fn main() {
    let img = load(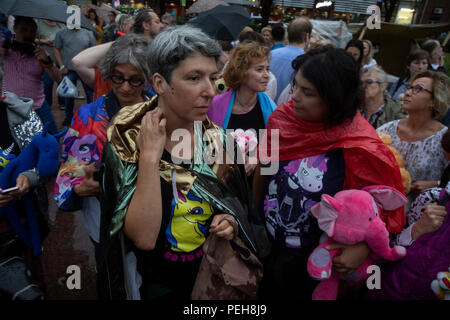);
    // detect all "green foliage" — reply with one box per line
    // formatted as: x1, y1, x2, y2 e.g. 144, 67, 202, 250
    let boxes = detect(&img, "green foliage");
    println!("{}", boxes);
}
115, 5, 135, 14
283, 15, 295, 23
248, 23, 262, 32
